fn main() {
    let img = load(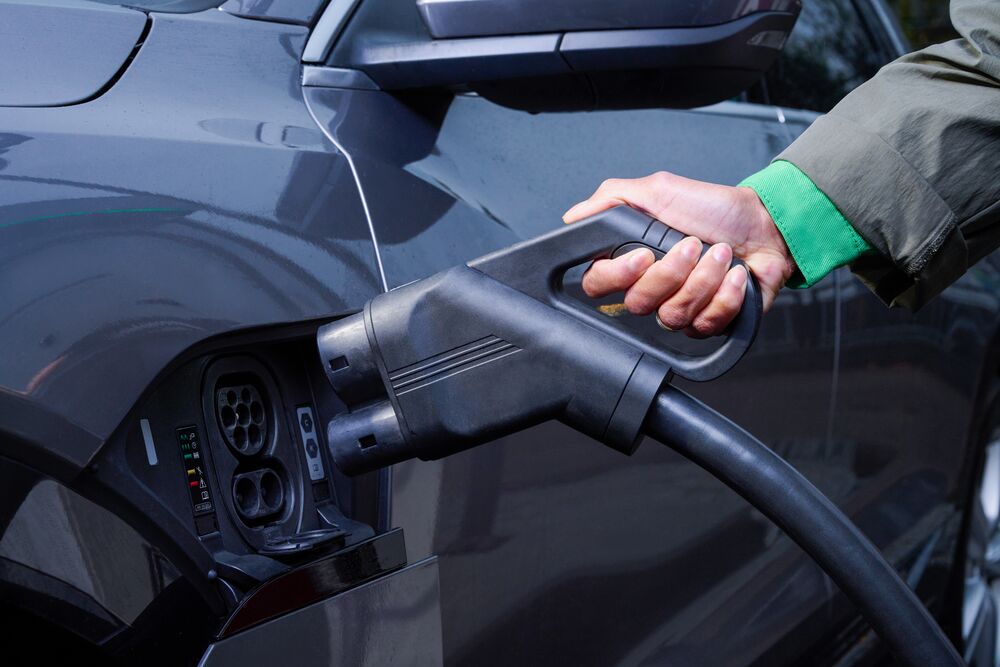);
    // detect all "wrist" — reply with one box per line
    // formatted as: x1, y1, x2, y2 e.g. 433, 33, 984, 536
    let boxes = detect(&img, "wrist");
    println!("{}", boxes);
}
740, 161, 874, 289
738, 185, 797, 286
